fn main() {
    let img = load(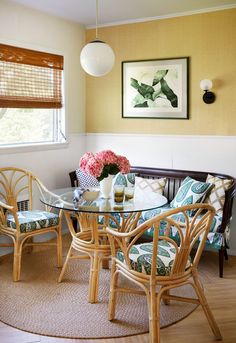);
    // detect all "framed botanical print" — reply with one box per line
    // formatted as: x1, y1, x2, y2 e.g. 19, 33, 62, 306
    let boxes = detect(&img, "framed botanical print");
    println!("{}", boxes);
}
122, 57, 189, 119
